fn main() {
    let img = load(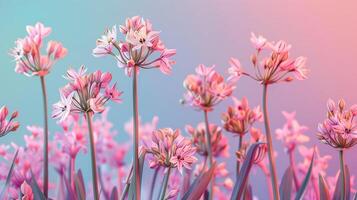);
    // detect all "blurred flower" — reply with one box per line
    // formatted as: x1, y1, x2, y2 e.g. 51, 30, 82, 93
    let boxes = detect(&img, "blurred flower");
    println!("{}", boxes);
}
317, 99, 357, 149
147, 128, 197, 174
93, 16, 176, 76
231, 33, 309, 84
124, 116, 159, 147
0, 106, 19, 137
186, 123, 229, 158
275, 111, 309, 152
52, 66, 122, 121
9, 22, 67, 77
221, 97, 262, 135
227, 57, 244, 82
297, 146, 331, 180
21, 181, 34, 200
182, 64, 235, 111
